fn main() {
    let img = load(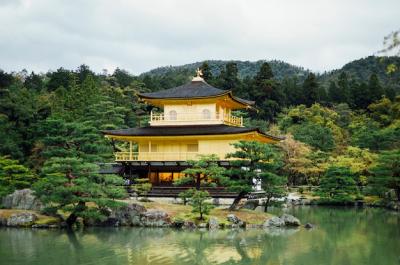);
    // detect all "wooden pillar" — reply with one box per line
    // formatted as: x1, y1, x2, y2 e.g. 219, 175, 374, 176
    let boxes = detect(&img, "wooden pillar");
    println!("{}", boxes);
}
129, 141, 133, 161
148, 141, 151, 160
